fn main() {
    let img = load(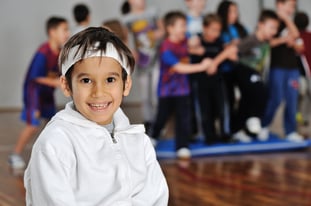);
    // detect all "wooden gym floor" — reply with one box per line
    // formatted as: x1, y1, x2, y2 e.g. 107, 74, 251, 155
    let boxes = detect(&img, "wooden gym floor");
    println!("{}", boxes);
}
0, 104, 311, 206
